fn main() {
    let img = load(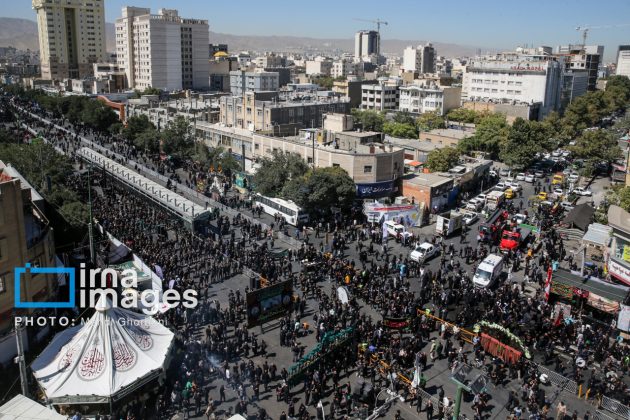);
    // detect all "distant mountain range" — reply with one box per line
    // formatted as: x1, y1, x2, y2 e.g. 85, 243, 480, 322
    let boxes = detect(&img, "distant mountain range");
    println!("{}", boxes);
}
0, 17, 484, 58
